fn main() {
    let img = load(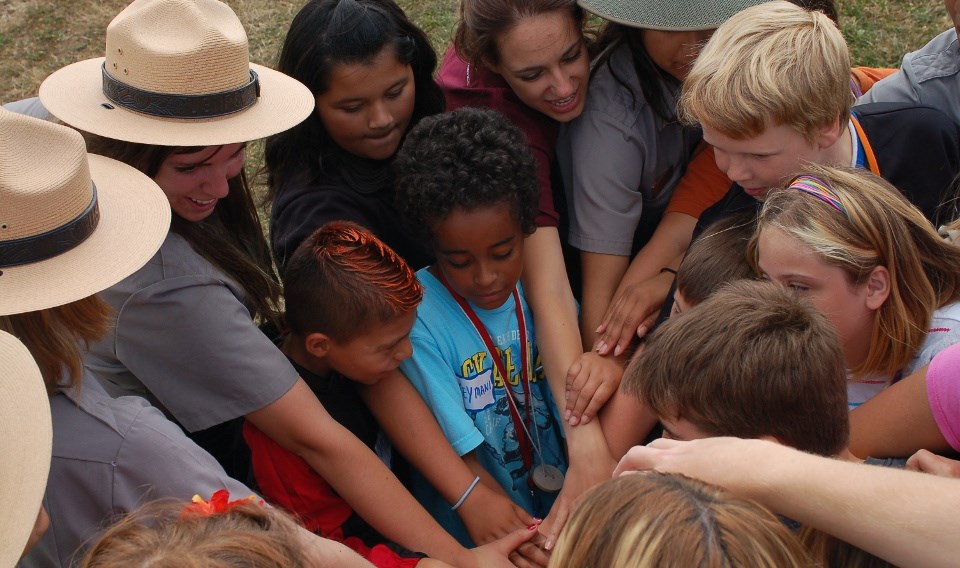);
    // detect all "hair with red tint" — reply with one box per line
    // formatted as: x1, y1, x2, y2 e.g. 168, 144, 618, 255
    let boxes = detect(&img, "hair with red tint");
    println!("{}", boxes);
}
282, 221, 423, 341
